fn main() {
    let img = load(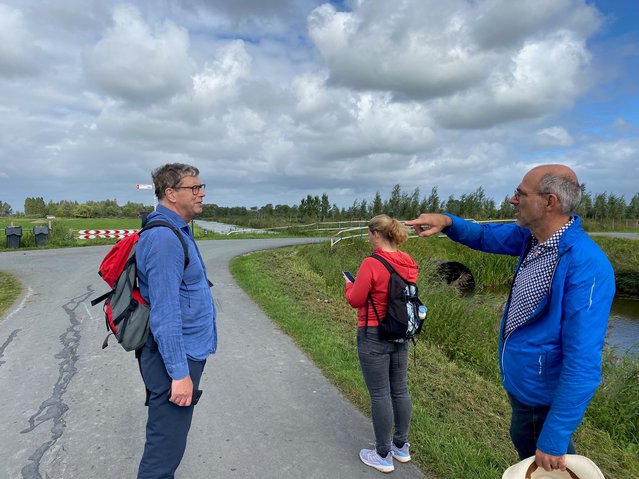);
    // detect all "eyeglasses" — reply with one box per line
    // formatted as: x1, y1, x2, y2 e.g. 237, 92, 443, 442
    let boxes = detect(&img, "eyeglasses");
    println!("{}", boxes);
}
513, 188, 544, 200
171, 184, 206, 195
